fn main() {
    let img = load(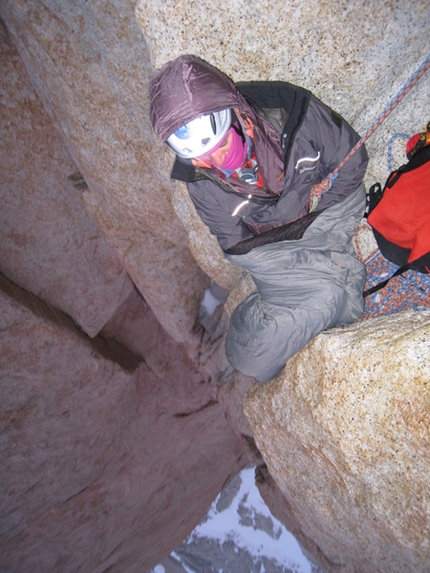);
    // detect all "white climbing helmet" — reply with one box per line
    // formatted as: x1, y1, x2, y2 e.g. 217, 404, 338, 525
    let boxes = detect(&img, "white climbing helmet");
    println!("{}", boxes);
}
167, 109, 232, 159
